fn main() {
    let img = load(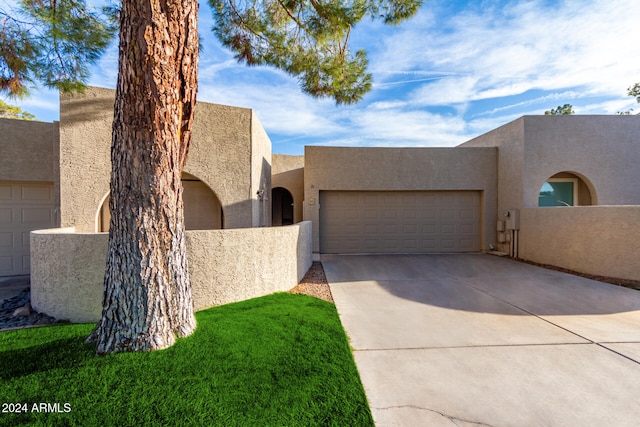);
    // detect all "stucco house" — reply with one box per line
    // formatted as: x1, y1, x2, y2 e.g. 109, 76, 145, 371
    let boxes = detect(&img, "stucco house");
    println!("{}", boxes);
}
303, 116, 640, 276
1, 87, 275, 276
1, 86, 639, 321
